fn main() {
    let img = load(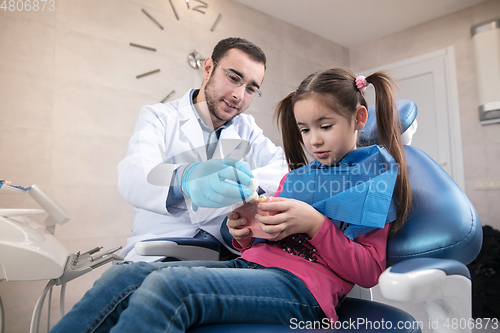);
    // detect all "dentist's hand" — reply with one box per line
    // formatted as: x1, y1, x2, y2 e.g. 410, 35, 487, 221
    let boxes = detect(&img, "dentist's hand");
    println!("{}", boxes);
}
181, 158, 254, 209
